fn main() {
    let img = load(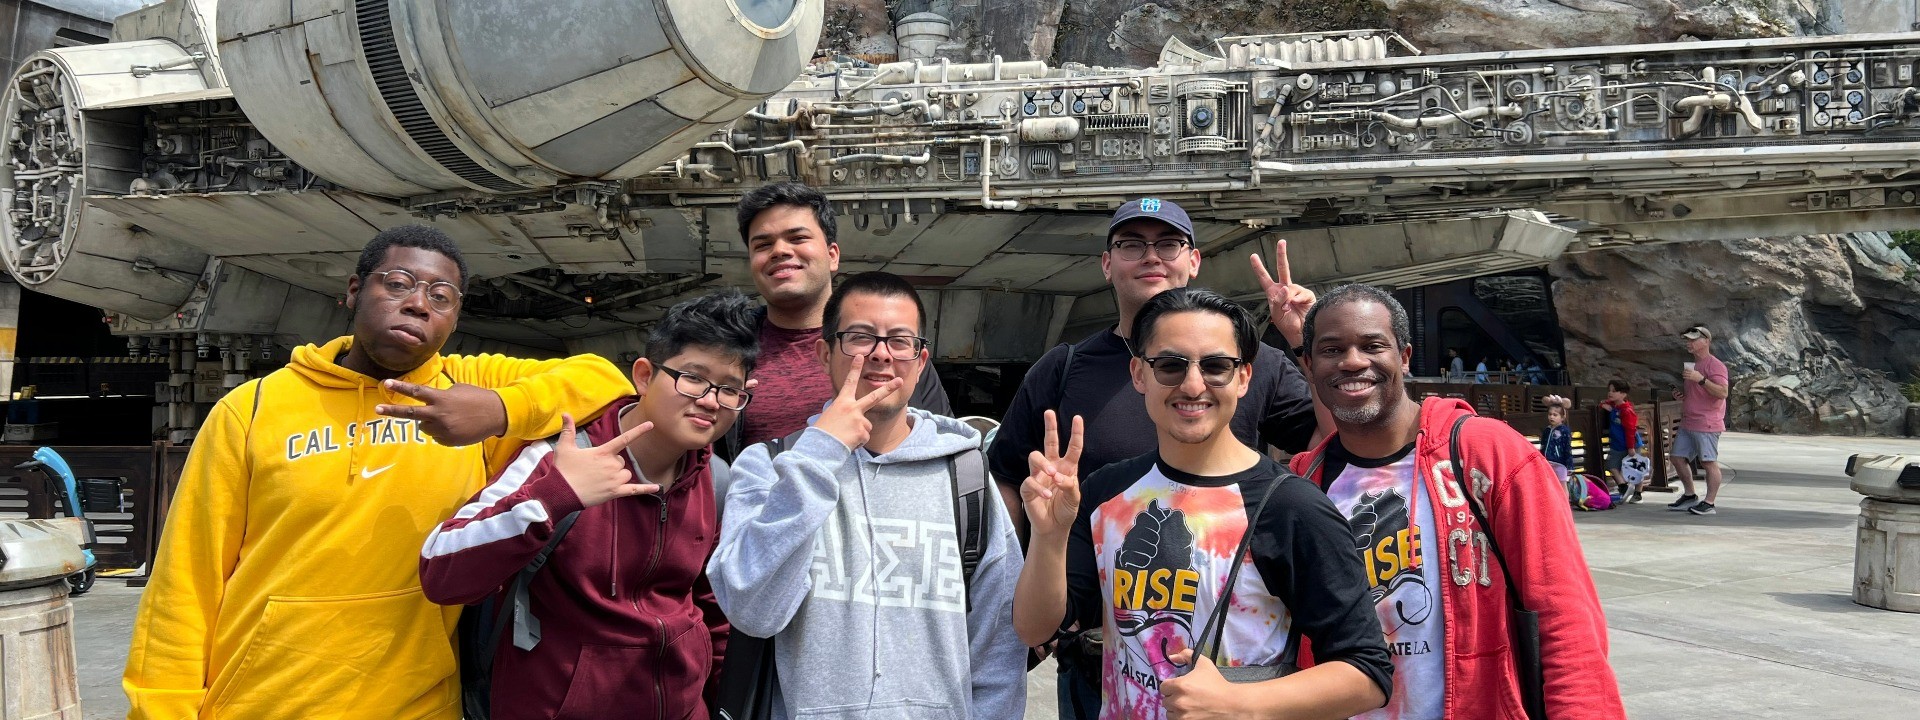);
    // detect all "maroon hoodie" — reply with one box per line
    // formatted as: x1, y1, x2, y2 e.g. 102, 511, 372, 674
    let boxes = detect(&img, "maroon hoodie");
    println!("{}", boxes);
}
420, 397, 726, 720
